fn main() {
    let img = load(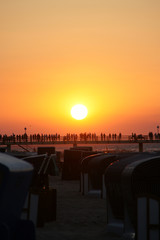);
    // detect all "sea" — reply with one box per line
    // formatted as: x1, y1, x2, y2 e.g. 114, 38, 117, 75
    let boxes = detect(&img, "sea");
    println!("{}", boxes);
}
11, 142, 160, 154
